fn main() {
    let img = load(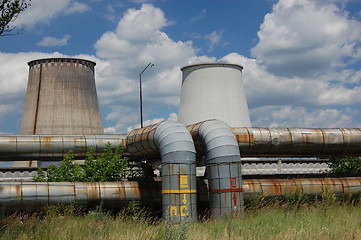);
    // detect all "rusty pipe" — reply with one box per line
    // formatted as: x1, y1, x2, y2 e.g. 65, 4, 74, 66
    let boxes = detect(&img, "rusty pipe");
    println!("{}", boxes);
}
232, 127, 361, 157
188, 120, 243, 218
126, 121, 197, 222
0, 177, 359, 211
0, 127, 360, 161
0, 134, 127, 161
